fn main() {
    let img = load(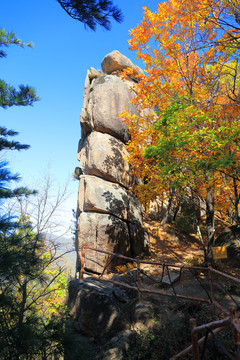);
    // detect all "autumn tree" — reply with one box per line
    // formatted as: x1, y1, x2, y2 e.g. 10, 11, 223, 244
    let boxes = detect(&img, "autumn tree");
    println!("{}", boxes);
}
121, 0, 240, 260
